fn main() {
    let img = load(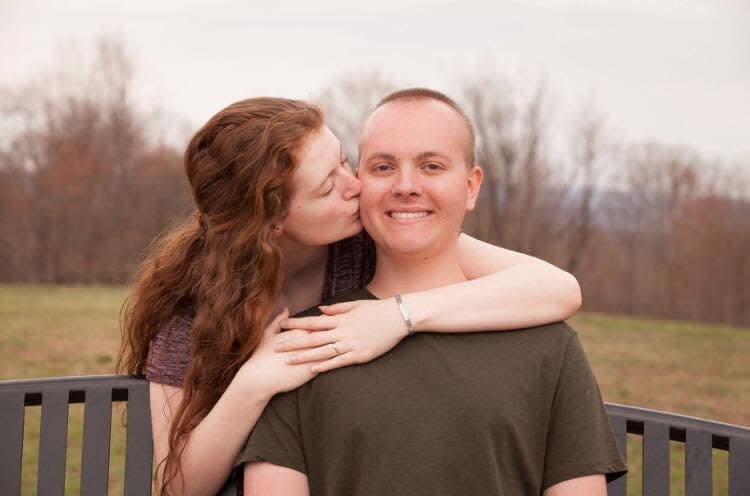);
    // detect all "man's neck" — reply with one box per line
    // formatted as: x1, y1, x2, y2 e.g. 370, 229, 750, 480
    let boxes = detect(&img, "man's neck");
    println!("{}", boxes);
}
367, 243, 467, 298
